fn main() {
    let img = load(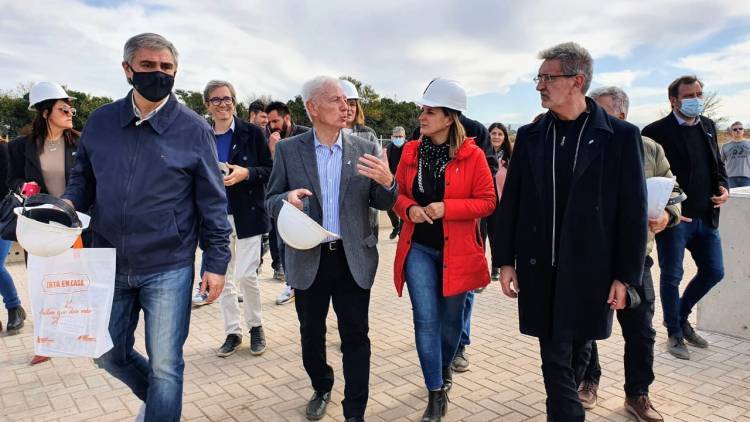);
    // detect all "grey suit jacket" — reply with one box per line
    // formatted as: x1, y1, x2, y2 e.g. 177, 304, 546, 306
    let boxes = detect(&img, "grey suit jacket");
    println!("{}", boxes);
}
265, 130, 397, 290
